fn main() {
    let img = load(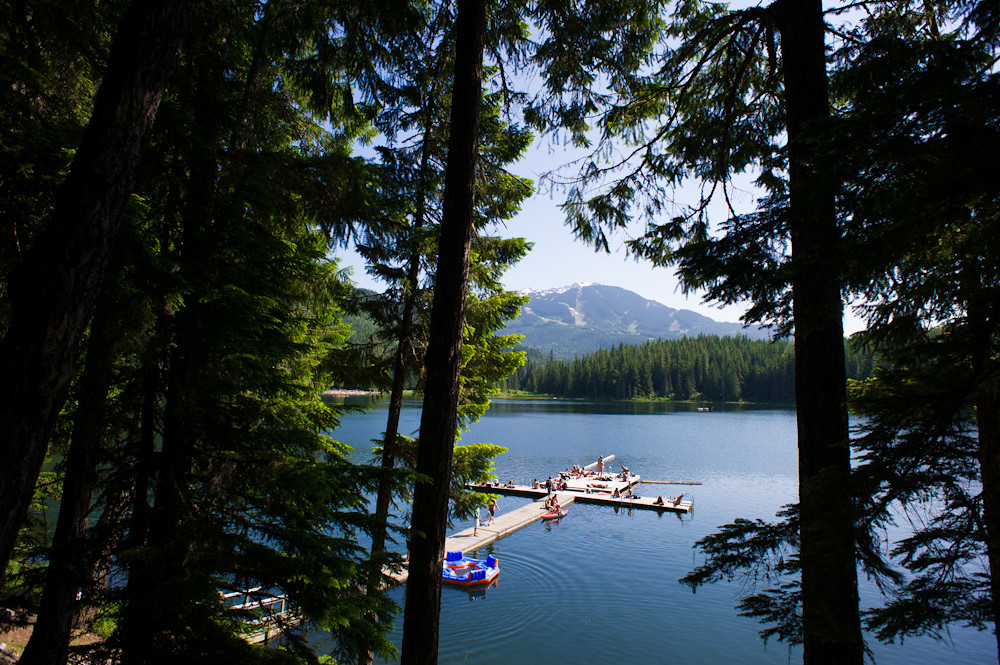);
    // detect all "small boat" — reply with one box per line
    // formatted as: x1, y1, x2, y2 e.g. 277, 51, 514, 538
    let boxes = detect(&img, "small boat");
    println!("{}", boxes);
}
442, 551, 499, 587
542, 508, 568, 520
